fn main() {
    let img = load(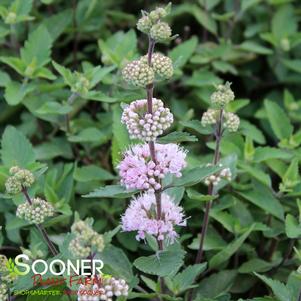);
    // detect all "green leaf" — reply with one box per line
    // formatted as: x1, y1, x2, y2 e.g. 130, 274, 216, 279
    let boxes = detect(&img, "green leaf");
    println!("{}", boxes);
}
169, 36, 198, 69
170, 263, 207, 294
21, 25, 52, 67
111, 104, 130, 166
186, 189, 217, 202
237, 182, 284, 220
52, 61, 74, 86
180, 120, 211, 135
4, 81, 35, 105
74, 165, 115, 182
255, 273, 293, 301
264, 99, 293, 140
254, 147, 293, 162
68, 127, 109, 143
282, 59, 301, 73
36, 101, 72, 115
238, 258, 281, 274
83, 185, 137, 199
239, 41, 273, 55
170, 165, 222, 188
209, 224, 255, 269
1, 126, 35, 167
99, 245, 134, 281
285, 214, 301, 238
158, 131, 198, 143
239, 162, 271, 187
196, 270, 237, 299
134, 244, 185, 277
272, 4, 297, 41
